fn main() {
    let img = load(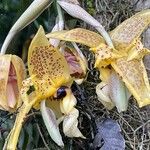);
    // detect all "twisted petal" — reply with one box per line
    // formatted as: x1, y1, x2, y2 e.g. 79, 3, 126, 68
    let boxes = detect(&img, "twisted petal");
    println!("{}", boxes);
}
28, 26, 71, 100
111, 58, 150, 107
46, 28, 104, 48
96, 82, 115, 110
63, 108, 85, 138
